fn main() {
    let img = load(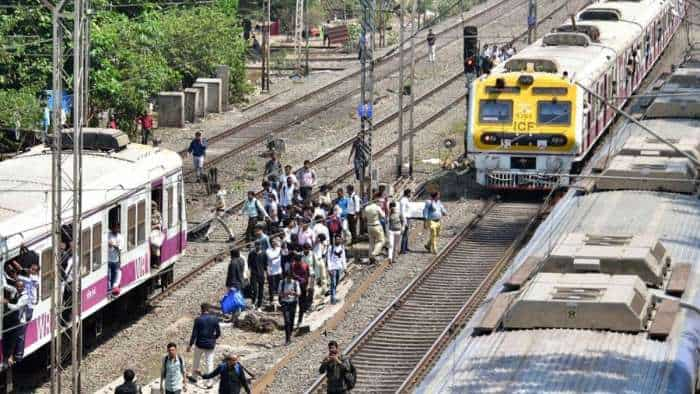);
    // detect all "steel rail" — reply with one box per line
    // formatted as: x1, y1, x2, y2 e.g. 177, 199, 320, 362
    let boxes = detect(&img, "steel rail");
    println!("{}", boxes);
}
177, 0, 513, 178
149, 89, 466, 304
305, 201, 542, 393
